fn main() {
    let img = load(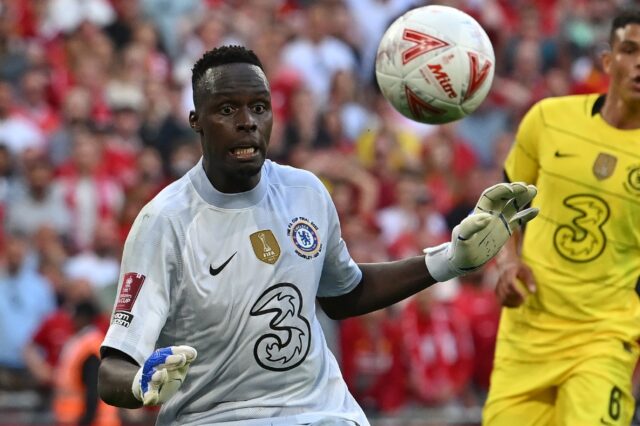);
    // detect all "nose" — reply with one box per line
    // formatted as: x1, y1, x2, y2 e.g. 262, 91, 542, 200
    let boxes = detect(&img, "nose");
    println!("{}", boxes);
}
236, 107, 257, 132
